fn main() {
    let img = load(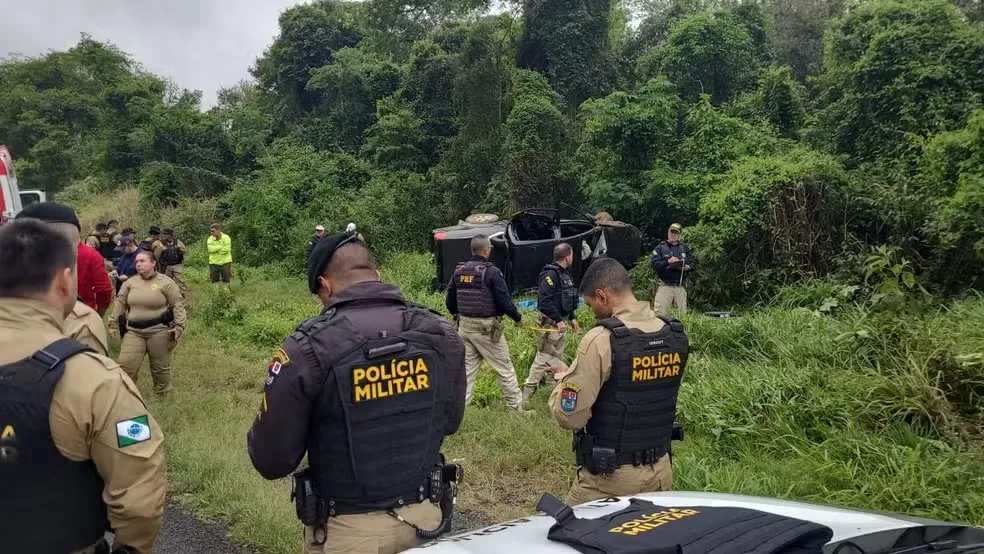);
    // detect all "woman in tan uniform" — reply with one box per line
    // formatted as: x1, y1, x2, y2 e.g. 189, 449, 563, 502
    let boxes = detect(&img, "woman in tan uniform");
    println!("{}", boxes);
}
109, 250, 186, 395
